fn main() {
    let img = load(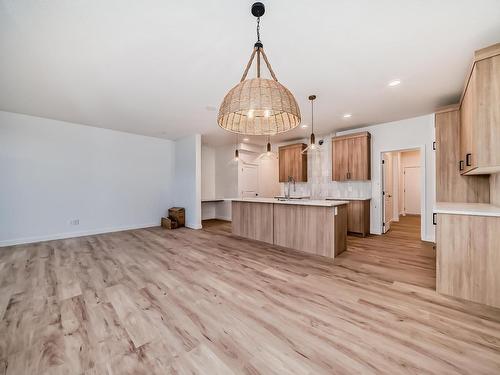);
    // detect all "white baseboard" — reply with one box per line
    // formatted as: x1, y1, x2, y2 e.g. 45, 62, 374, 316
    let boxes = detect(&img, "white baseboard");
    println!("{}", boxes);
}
0, 222, 158, 247
186, 222, 202, 230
